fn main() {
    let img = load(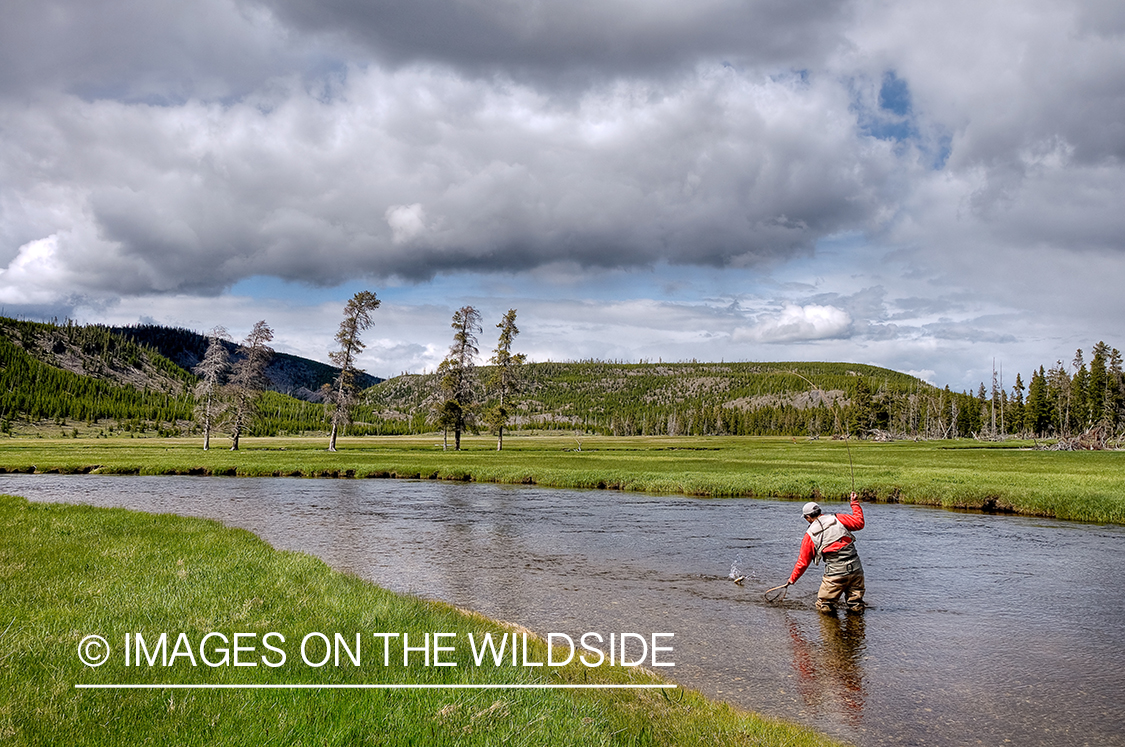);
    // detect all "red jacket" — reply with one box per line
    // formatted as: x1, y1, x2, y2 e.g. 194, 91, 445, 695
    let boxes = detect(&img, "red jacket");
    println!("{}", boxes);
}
789, 498, 864, 584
